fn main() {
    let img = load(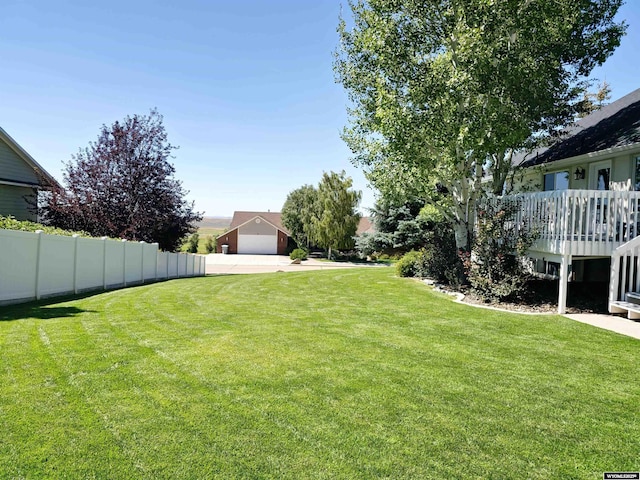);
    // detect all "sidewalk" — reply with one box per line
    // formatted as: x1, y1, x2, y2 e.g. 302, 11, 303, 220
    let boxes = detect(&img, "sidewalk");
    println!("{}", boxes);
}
563, 313, 640, 340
